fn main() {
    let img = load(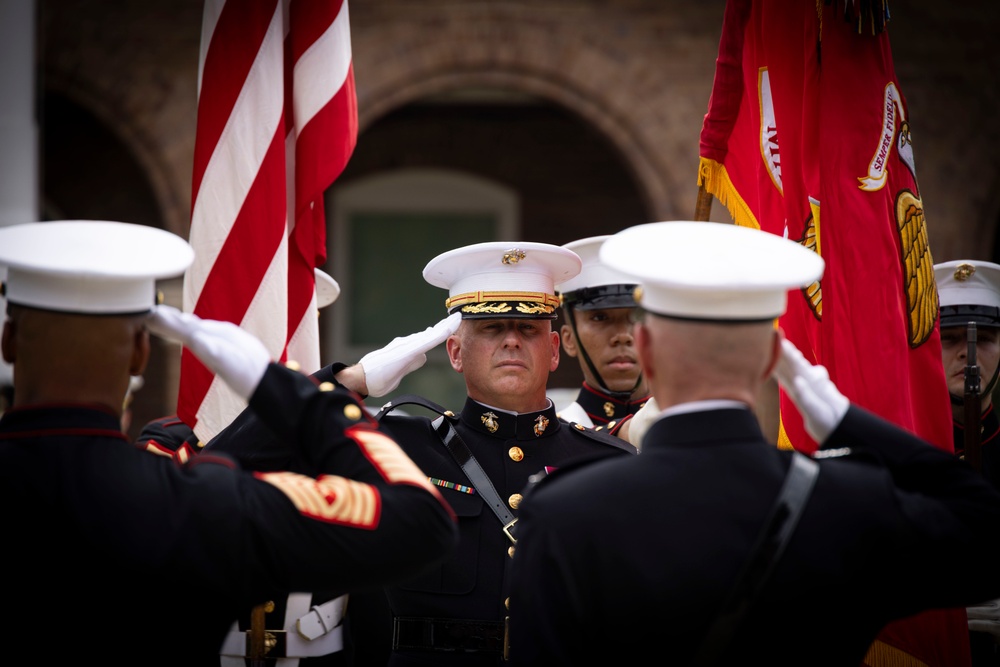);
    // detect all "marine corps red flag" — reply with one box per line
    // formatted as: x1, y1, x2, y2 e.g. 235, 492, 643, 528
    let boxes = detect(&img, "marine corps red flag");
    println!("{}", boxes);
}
179, 0, 358, 442
698, 1, 967, 665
